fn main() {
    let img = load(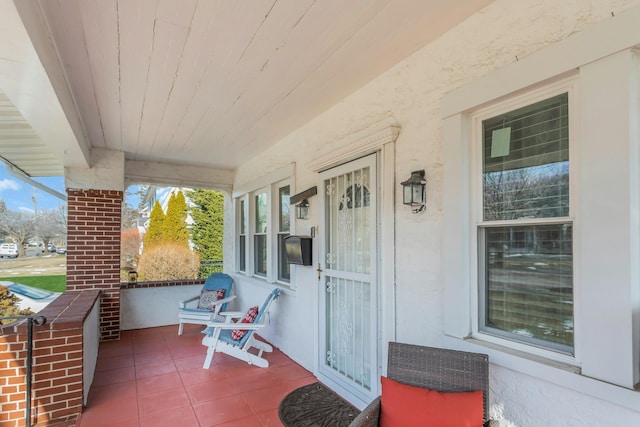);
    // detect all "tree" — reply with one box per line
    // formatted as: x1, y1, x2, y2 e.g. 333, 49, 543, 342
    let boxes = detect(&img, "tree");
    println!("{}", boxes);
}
0, 209, 35, 257
143, 200, 165, 249
0, 285, 33, 324
35, 208, 66, 247
162, 191, 189, 247
187, 189, 224, 260
121, 203, 139, 230
121, 227, 141, 270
